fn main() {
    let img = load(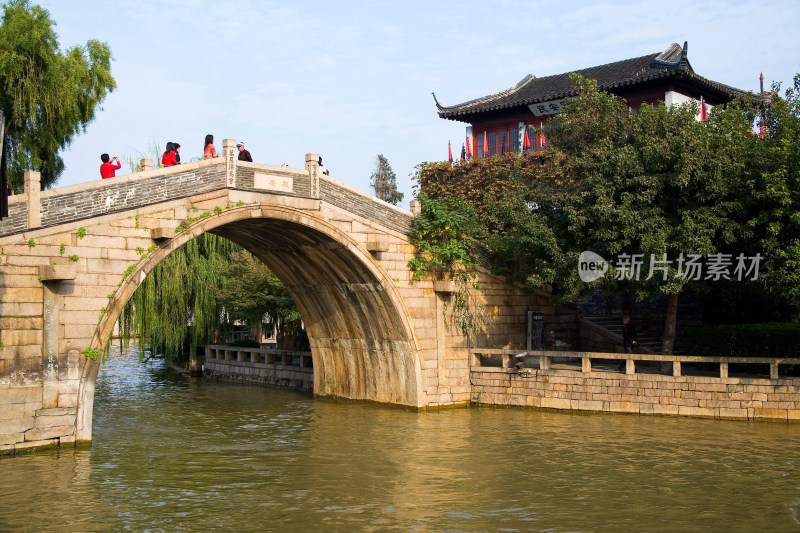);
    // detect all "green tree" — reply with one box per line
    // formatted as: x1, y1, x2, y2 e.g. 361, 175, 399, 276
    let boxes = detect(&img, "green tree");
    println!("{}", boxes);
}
370, 154, 404, 205
0, 0, 115, 191
216, 249, 297, 341
119, 235, 301, 365
119, 234, 236, 365
743, 74, 800, 304
414, 148, 573, 299
414, 75, 775, 354
407, 193, 488, 335
548, 76, 757, 353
